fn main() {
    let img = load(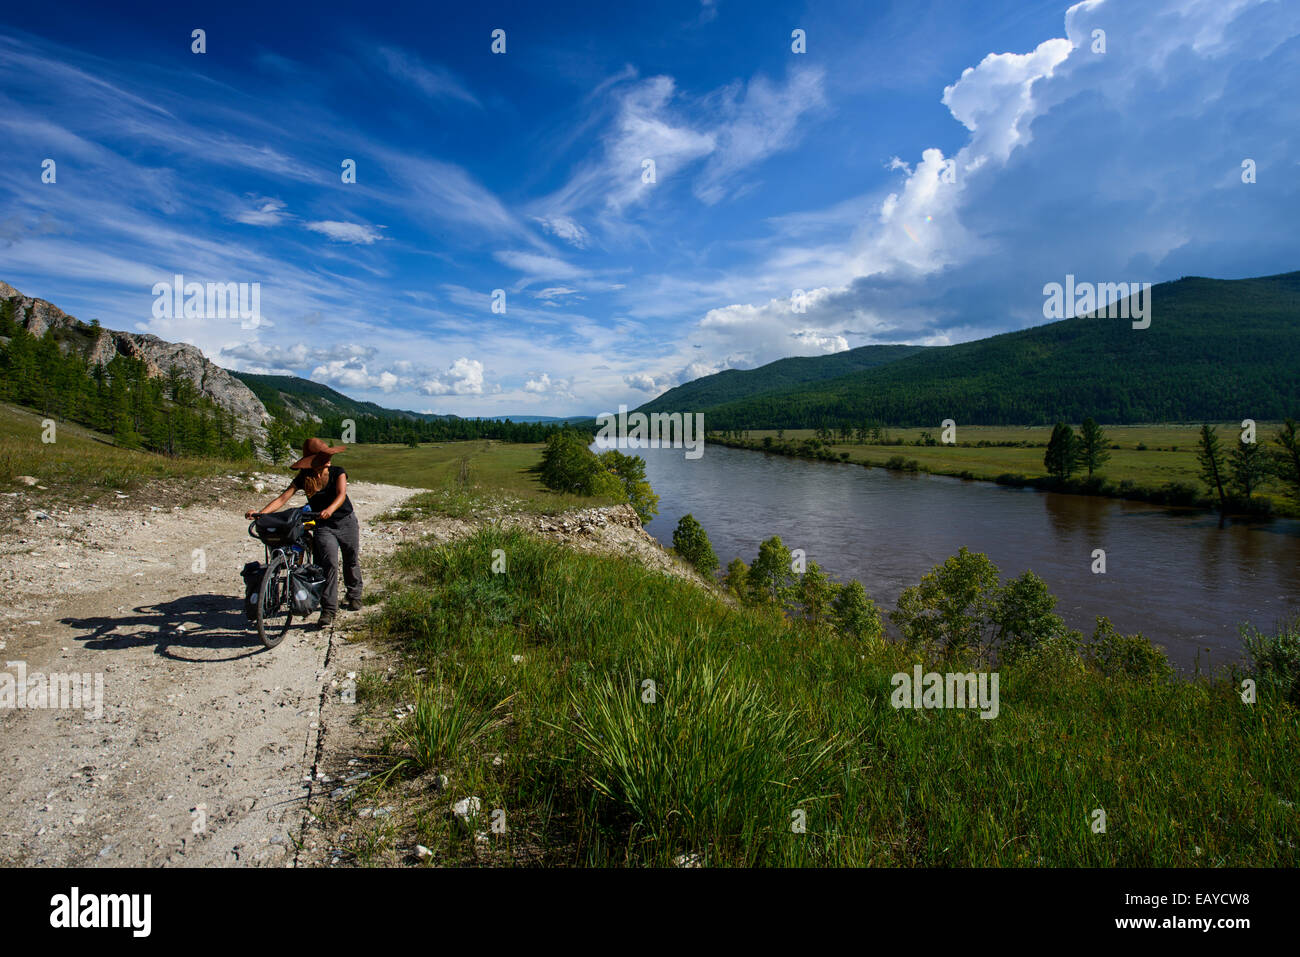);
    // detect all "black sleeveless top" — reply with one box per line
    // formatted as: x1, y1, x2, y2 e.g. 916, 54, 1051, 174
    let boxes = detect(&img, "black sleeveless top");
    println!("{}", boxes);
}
292, 465, 354, 524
